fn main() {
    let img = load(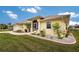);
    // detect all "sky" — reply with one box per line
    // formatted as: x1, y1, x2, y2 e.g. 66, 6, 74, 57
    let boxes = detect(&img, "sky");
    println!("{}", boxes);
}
0, 6, 79, 25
